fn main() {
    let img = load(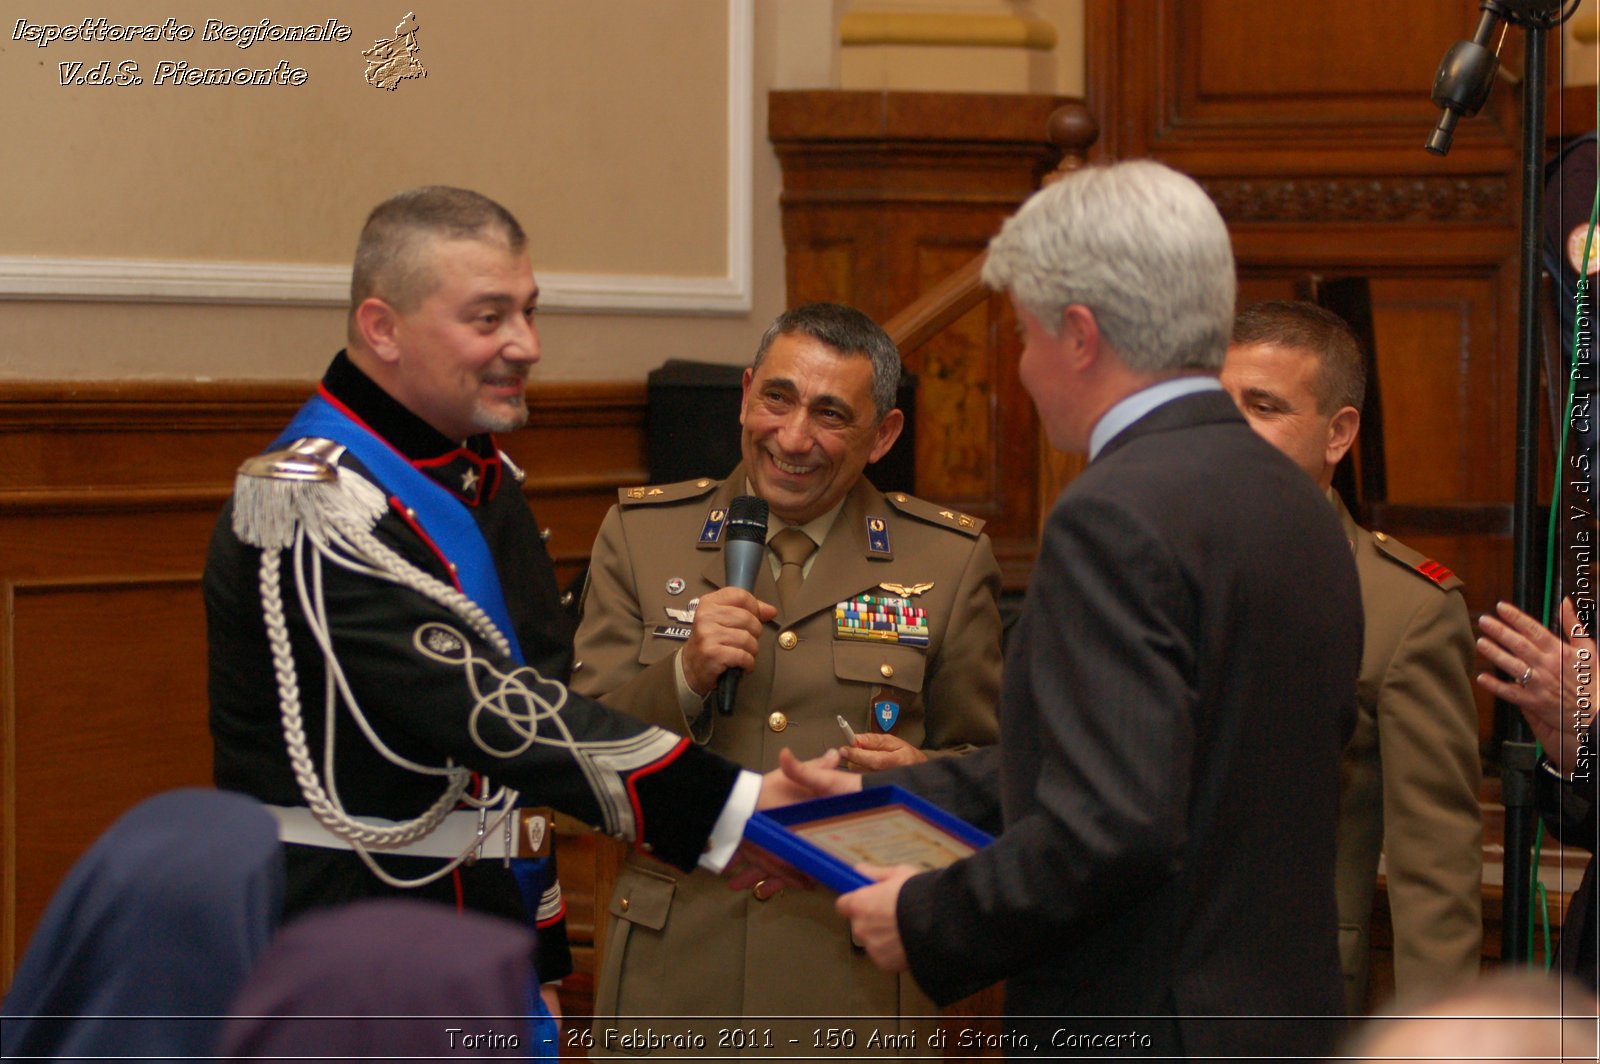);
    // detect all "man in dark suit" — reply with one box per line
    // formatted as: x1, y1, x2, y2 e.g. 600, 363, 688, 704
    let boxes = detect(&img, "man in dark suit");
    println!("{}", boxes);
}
782, 159, 1364, 1058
